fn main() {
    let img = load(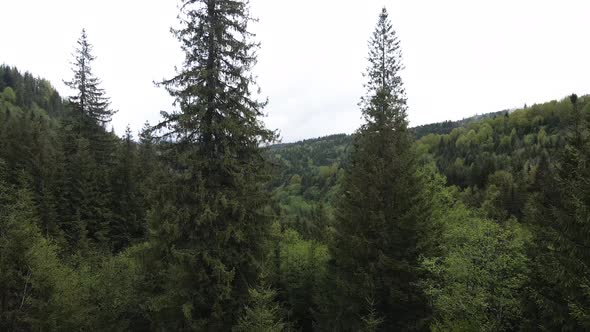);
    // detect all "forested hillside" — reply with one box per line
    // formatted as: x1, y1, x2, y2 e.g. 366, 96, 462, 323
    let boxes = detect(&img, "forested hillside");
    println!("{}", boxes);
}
2, 1, 590, 331
268, 94, 590, 330
271, 98, 588, 224
271, 93, 590, 325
